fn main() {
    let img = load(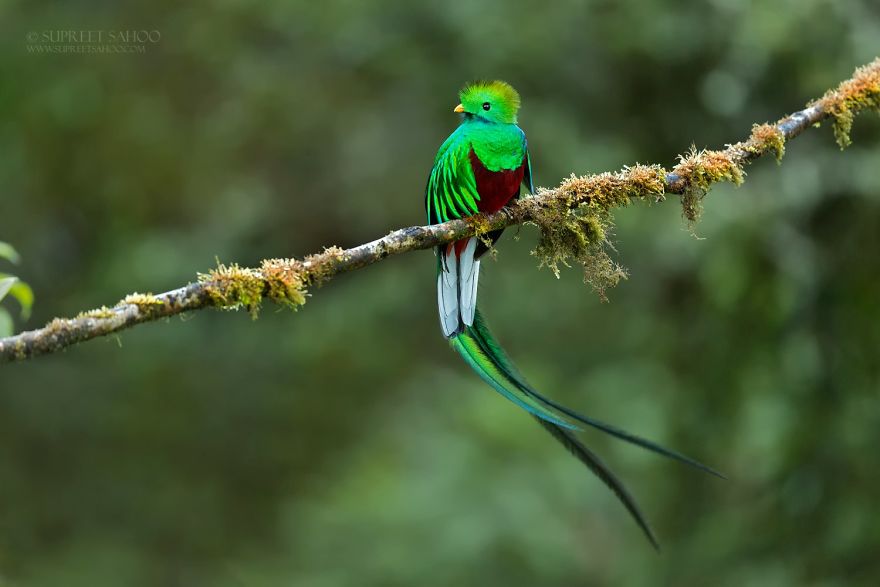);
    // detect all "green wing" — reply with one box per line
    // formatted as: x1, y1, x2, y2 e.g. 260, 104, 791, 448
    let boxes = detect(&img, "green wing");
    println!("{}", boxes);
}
425, 129, 480, 225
